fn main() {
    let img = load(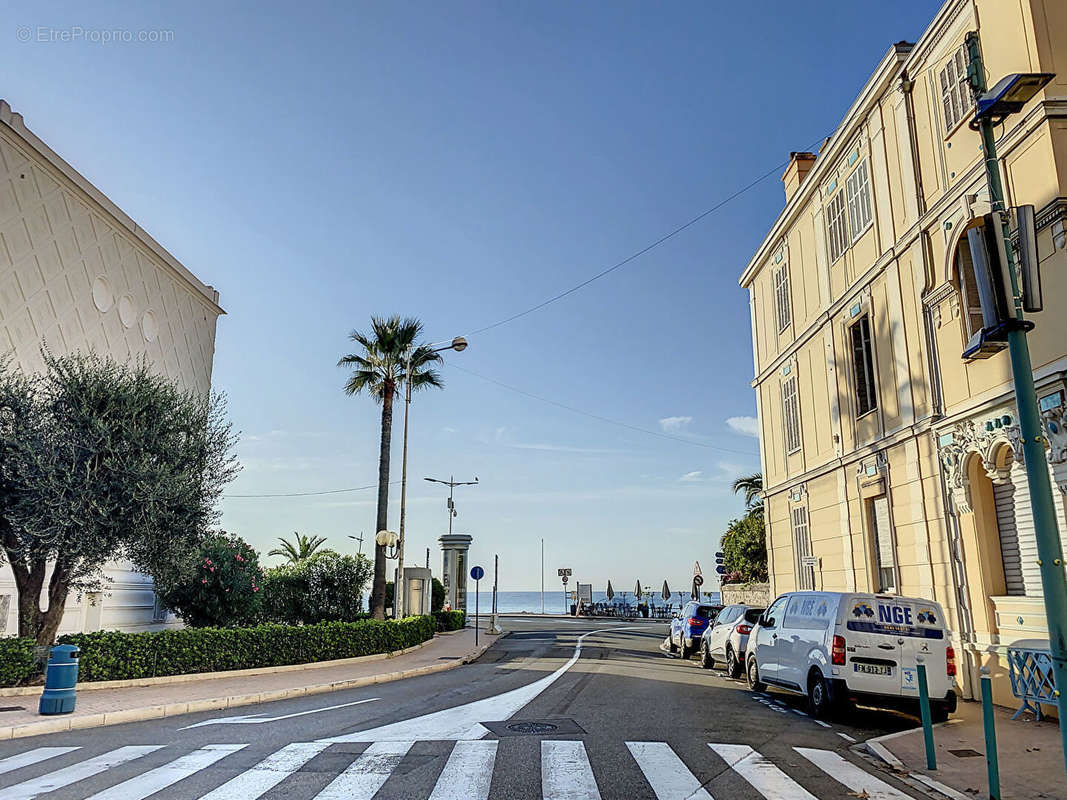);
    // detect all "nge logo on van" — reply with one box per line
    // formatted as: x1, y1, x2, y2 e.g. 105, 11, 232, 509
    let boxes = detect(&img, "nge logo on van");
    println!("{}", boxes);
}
847, 601, 943, 639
